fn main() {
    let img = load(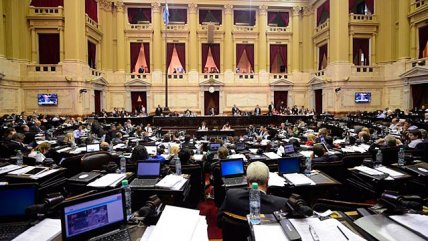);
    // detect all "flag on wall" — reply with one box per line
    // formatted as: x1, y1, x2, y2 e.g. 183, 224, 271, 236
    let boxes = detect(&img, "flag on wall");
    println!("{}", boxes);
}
163, 4, 169, 25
